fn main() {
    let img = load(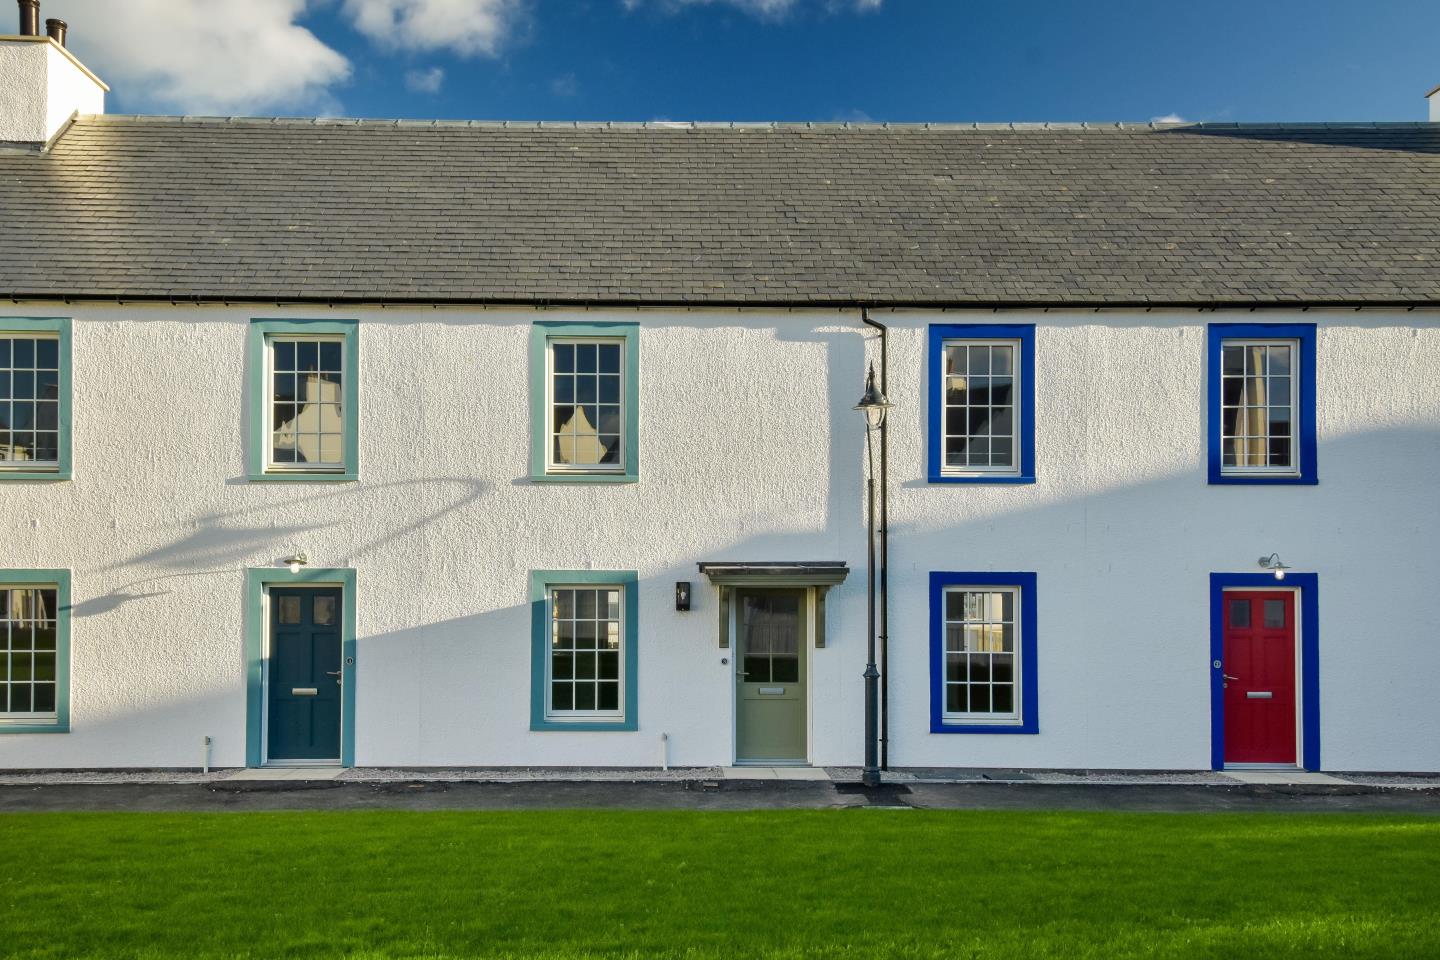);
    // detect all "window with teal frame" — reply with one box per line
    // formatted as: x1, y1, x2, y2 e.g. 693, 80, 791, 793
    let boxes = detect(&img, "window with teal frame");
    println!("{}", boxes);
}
0, 317, 72, 481
530, 570, 639, 731
529, 322, 639, 482
0, 569, 71, 733
247, 319, 359, 482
